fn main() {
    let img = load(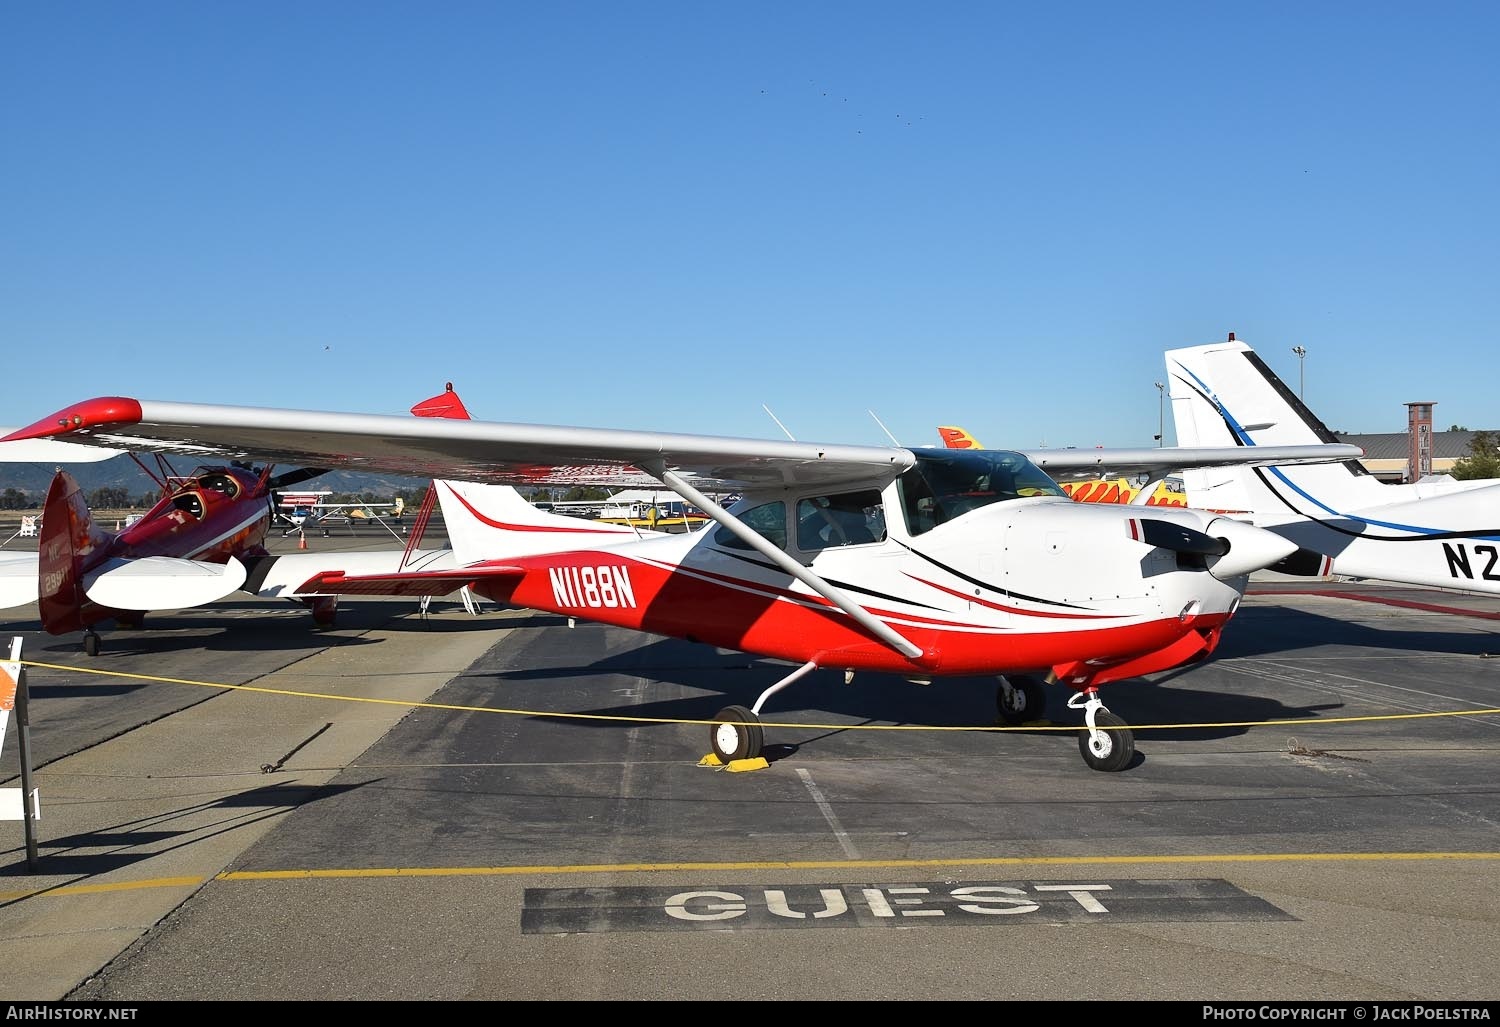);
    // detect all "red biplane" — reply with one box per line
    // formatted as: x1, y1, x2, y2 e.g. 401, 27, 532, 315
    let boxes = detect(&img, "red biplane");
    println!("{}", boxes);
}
0, 454, 328, 654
